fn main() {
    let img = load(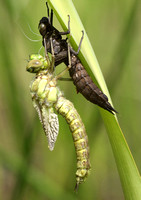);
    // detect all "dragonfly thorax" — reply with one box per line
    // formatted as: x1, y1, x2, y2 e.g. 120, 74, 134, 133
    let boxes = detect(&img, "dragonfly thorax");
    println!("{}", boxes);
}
30, 74, 58, 108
